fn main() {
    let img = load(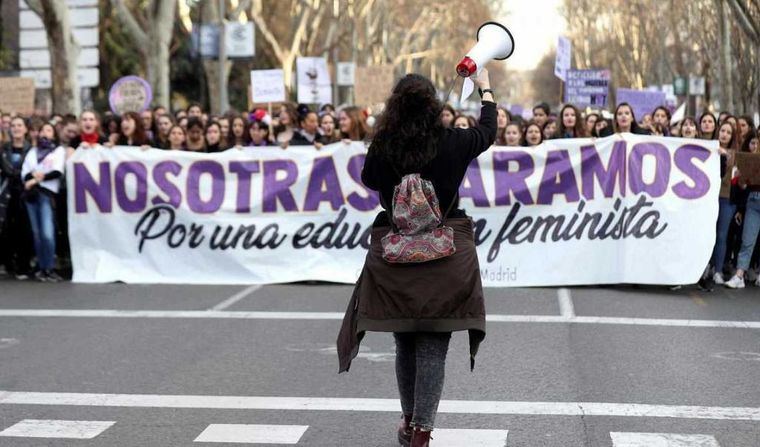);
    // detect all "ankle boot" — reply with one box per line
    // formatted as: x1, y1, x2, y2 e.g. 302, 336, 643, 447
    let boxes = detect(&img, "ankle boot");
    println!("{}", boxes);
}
397, 414, 412, 446
410, 426, 432, 447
